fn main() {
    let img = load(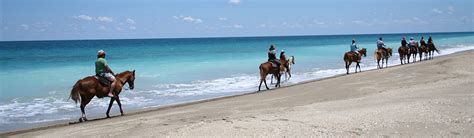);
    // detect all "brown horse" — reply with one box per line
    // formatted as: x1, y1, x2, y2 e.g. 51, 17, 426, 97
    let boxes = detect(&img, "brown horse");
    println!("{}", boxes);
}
398, 46, 410, 65
427, 42, 440, 59
409, 42, 419, 63
374, 48, 392, 69
418, 43, 429, 61
271, 56, 295, 82
344, 48, 367, 74
259, 62, 281, 91
70, 70, 136, 122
